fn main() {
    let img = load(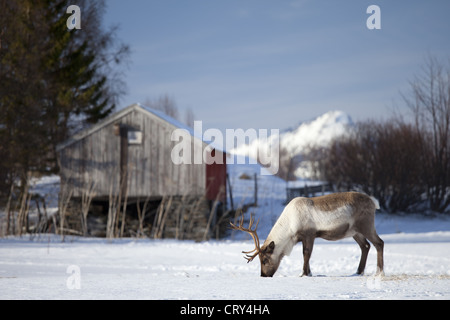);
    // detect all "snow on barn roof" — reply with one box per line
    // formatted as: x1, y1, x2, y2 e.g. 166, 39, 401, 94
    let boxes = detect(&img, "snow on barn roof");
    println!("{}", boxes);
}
55, 103, 205, 152
138, 103, 197, 138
